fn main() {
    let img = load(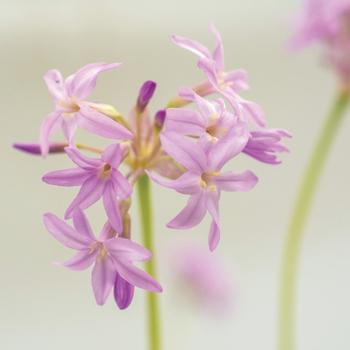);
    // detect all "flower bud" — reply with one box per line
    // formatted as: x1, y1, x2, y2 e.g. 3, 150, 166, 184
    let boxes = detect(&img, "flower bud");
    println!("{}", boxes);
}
137, 80, 157, 112
13, 142, 67, 155
155, 109, 166, 129
114, 273, 135, 310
